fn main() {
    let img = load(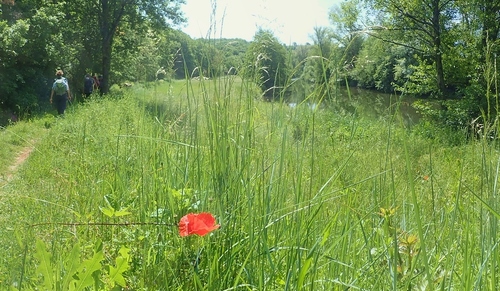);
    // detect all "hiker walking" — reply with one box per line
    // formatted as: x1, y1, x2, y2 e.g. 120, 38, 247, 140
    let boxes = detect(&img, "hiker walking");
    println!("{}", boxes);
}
83, 73, 94, 99
50, 69, 72, 115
